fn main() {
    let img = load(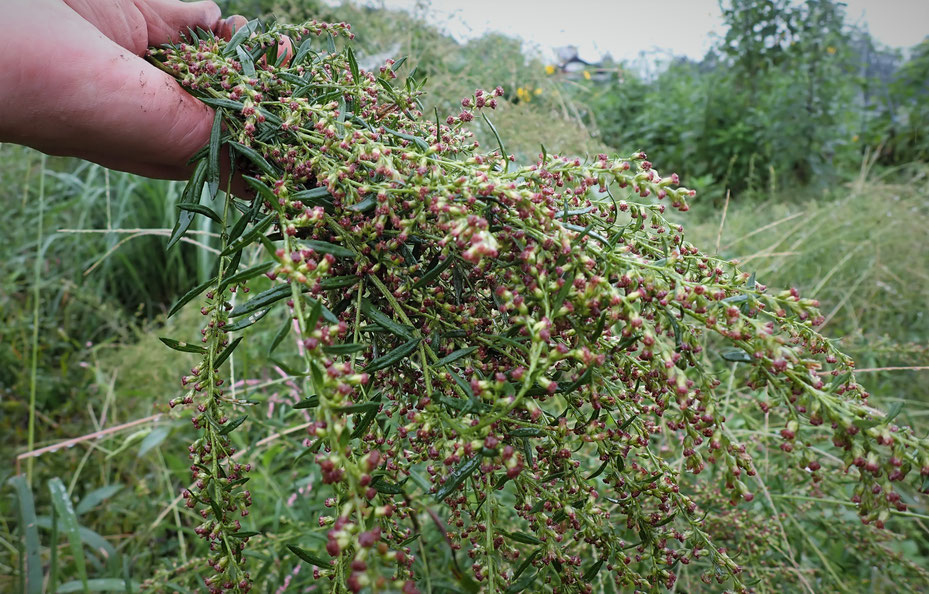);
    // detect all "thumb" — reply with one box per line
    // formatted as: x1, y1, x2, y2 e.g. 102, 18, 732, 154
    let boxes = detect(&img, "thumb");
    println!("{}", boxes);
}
135, 0, 223, 46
